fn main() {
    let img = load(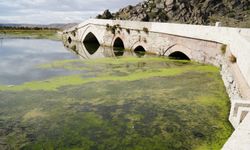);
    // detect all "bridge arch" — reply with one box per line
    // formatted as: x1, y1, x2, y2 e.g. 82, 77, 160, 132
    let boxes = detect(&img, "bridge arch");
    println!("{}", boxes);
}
112, 37, 125, 56
113, 37, 124, 49
83, 32, 100, 45
131, 42, 147, 51
67, 36, 72, 44
164, 44, 192, 60
80, 25, 104, 44
169, 51, 190, 60
134, 45, 146, 56
82, 32, 100, 55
